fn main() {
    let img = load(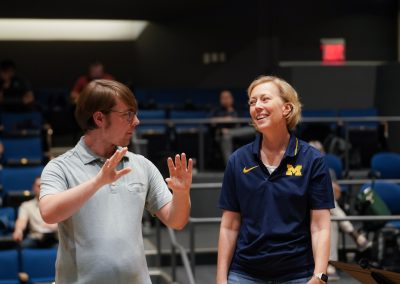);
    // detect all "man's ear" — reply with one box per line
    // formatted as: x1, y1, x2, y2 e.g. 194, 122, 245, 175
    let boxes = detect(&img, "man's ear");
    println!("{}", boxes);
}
93, 111, 104, 127
282, 103, 293, 117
